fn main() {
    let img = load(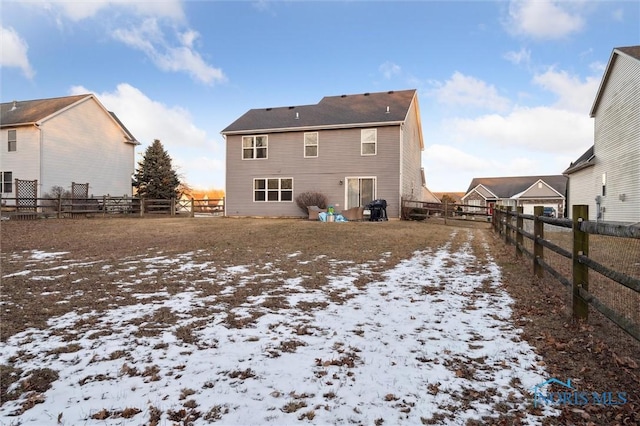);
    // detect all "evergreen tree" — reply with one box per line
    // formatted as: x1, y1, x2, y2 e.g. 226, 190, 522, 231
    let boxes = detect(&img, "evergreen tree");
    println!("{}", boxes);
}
133, 139, 180, 199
